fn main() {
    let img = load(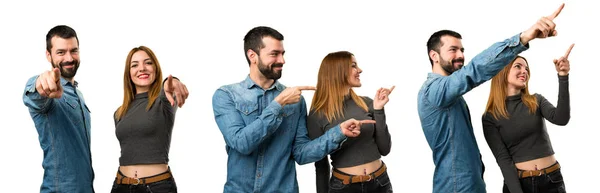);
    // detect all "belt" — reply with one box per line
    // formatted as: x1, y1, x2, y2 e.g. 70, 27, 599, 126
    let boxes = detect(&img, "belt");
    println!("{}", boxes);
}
518, 162, 560, 178
116, 170, 172, 185
332, 163, 387, 185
